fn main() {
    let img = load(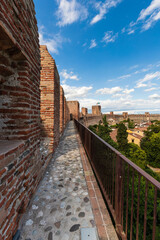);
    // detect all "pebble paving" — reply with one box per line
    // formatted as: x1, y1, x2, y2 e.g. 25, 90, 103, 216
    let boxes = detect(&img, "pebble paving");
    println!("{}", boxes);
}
20, 121, 96, 240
